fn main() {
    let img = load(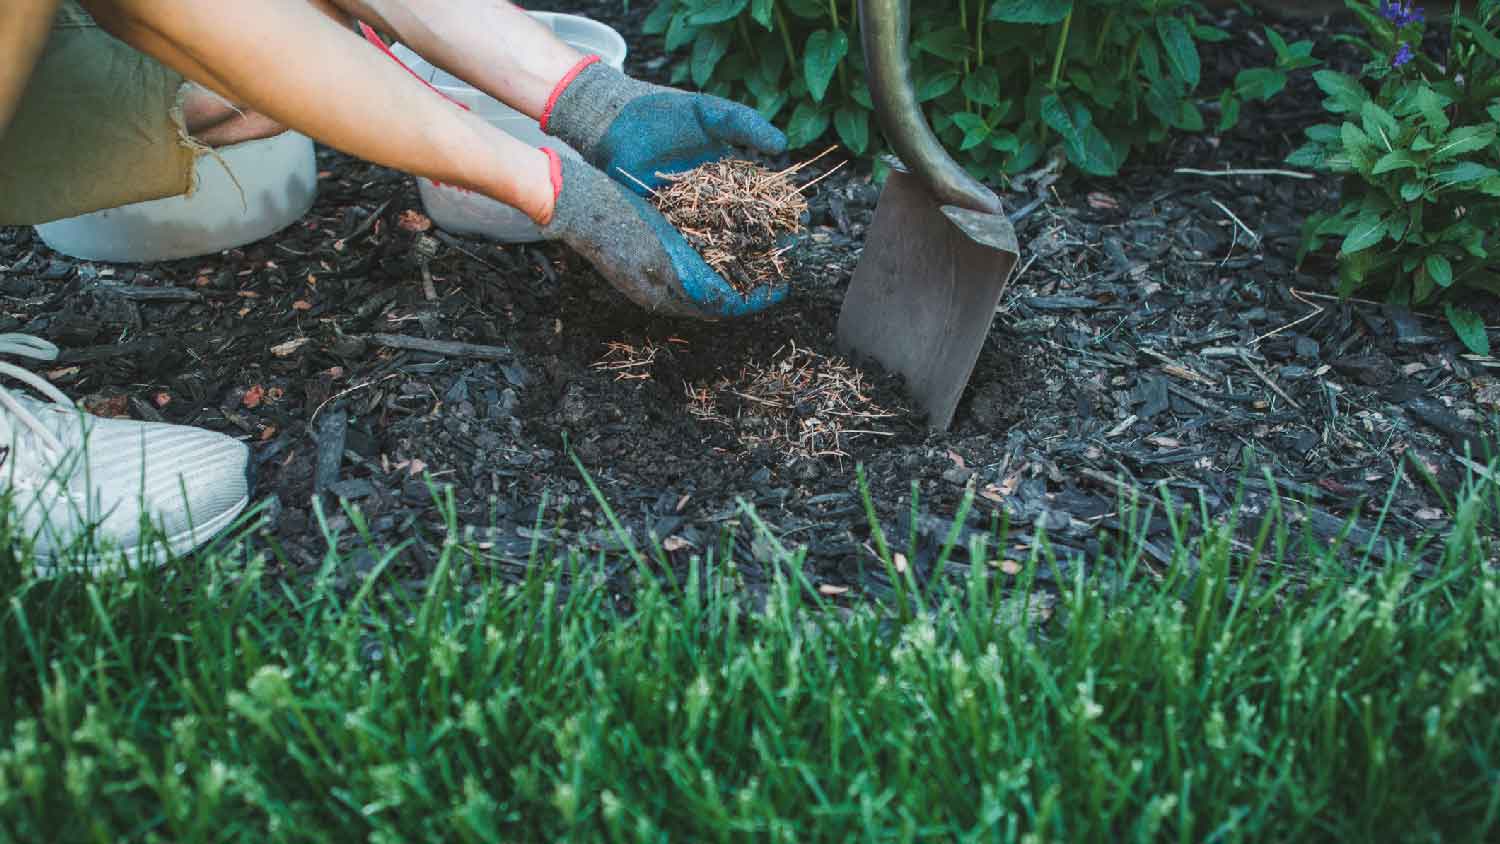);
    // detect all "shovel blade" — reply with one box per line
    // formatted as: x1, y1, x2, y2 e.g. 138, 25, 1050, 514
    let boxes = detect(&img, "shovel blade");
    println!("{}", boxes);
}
837, 167, 1019, 429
